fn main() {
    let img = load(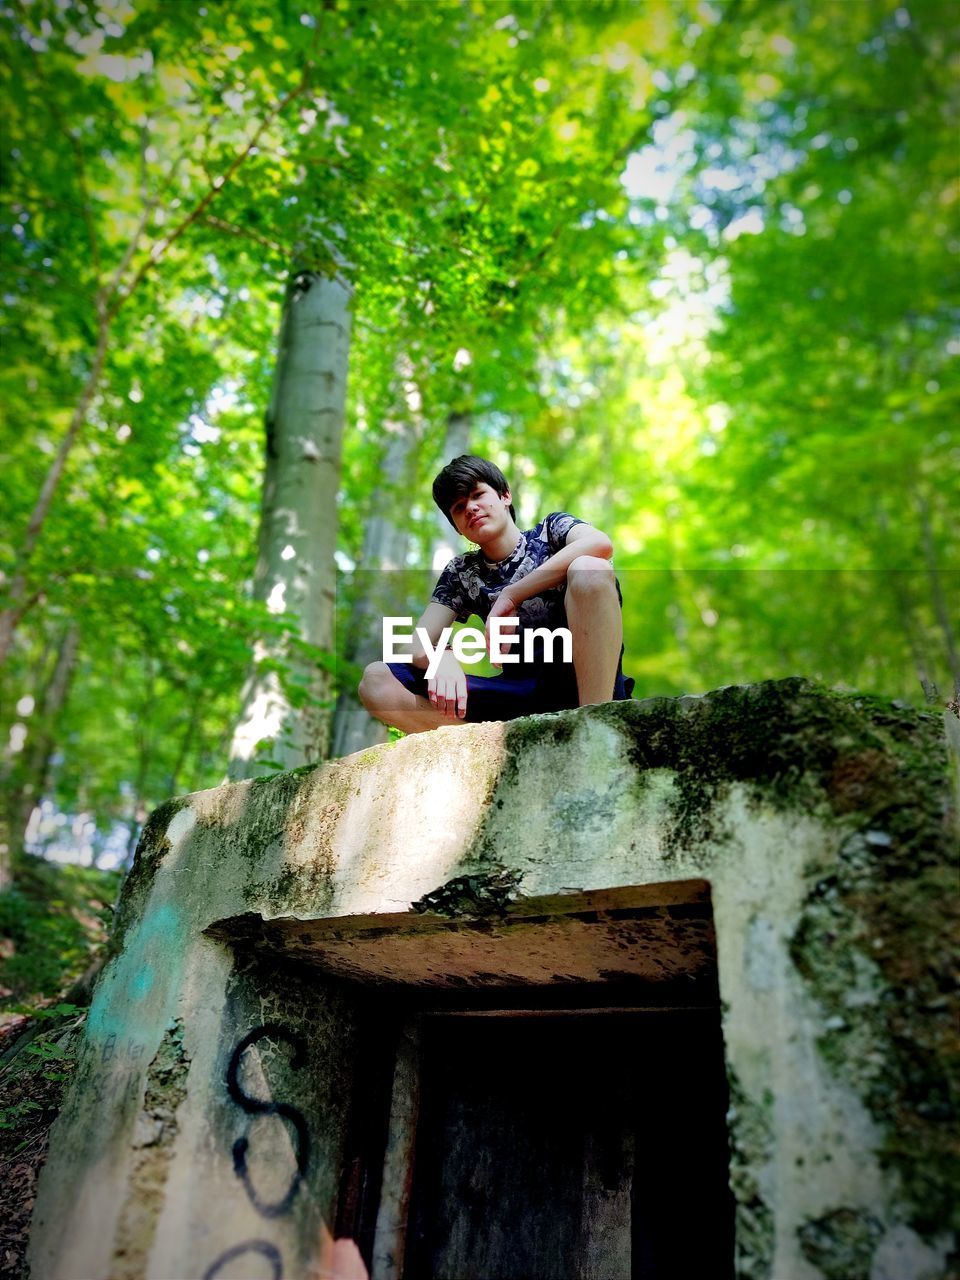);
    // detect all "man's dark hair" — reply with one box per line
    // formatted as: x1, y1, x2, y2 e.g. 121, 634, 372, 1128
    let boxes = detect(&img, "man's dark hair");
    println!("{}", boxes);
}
432, 455, 516, 529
